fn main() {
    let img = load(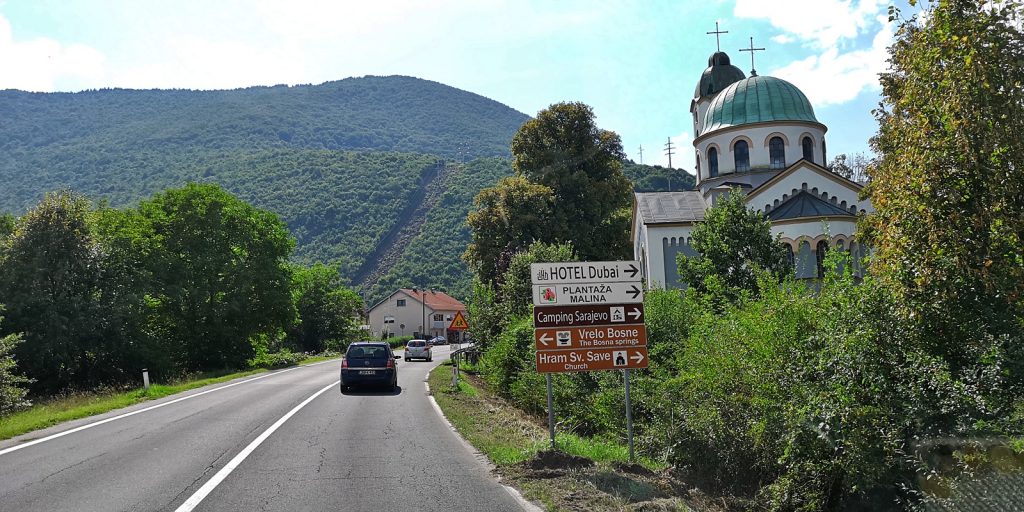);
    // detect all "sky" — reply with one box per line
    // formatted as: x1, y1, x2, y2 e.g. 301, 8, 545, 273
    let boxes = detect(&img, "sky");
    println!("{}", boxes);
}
0, 0, 917, 173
